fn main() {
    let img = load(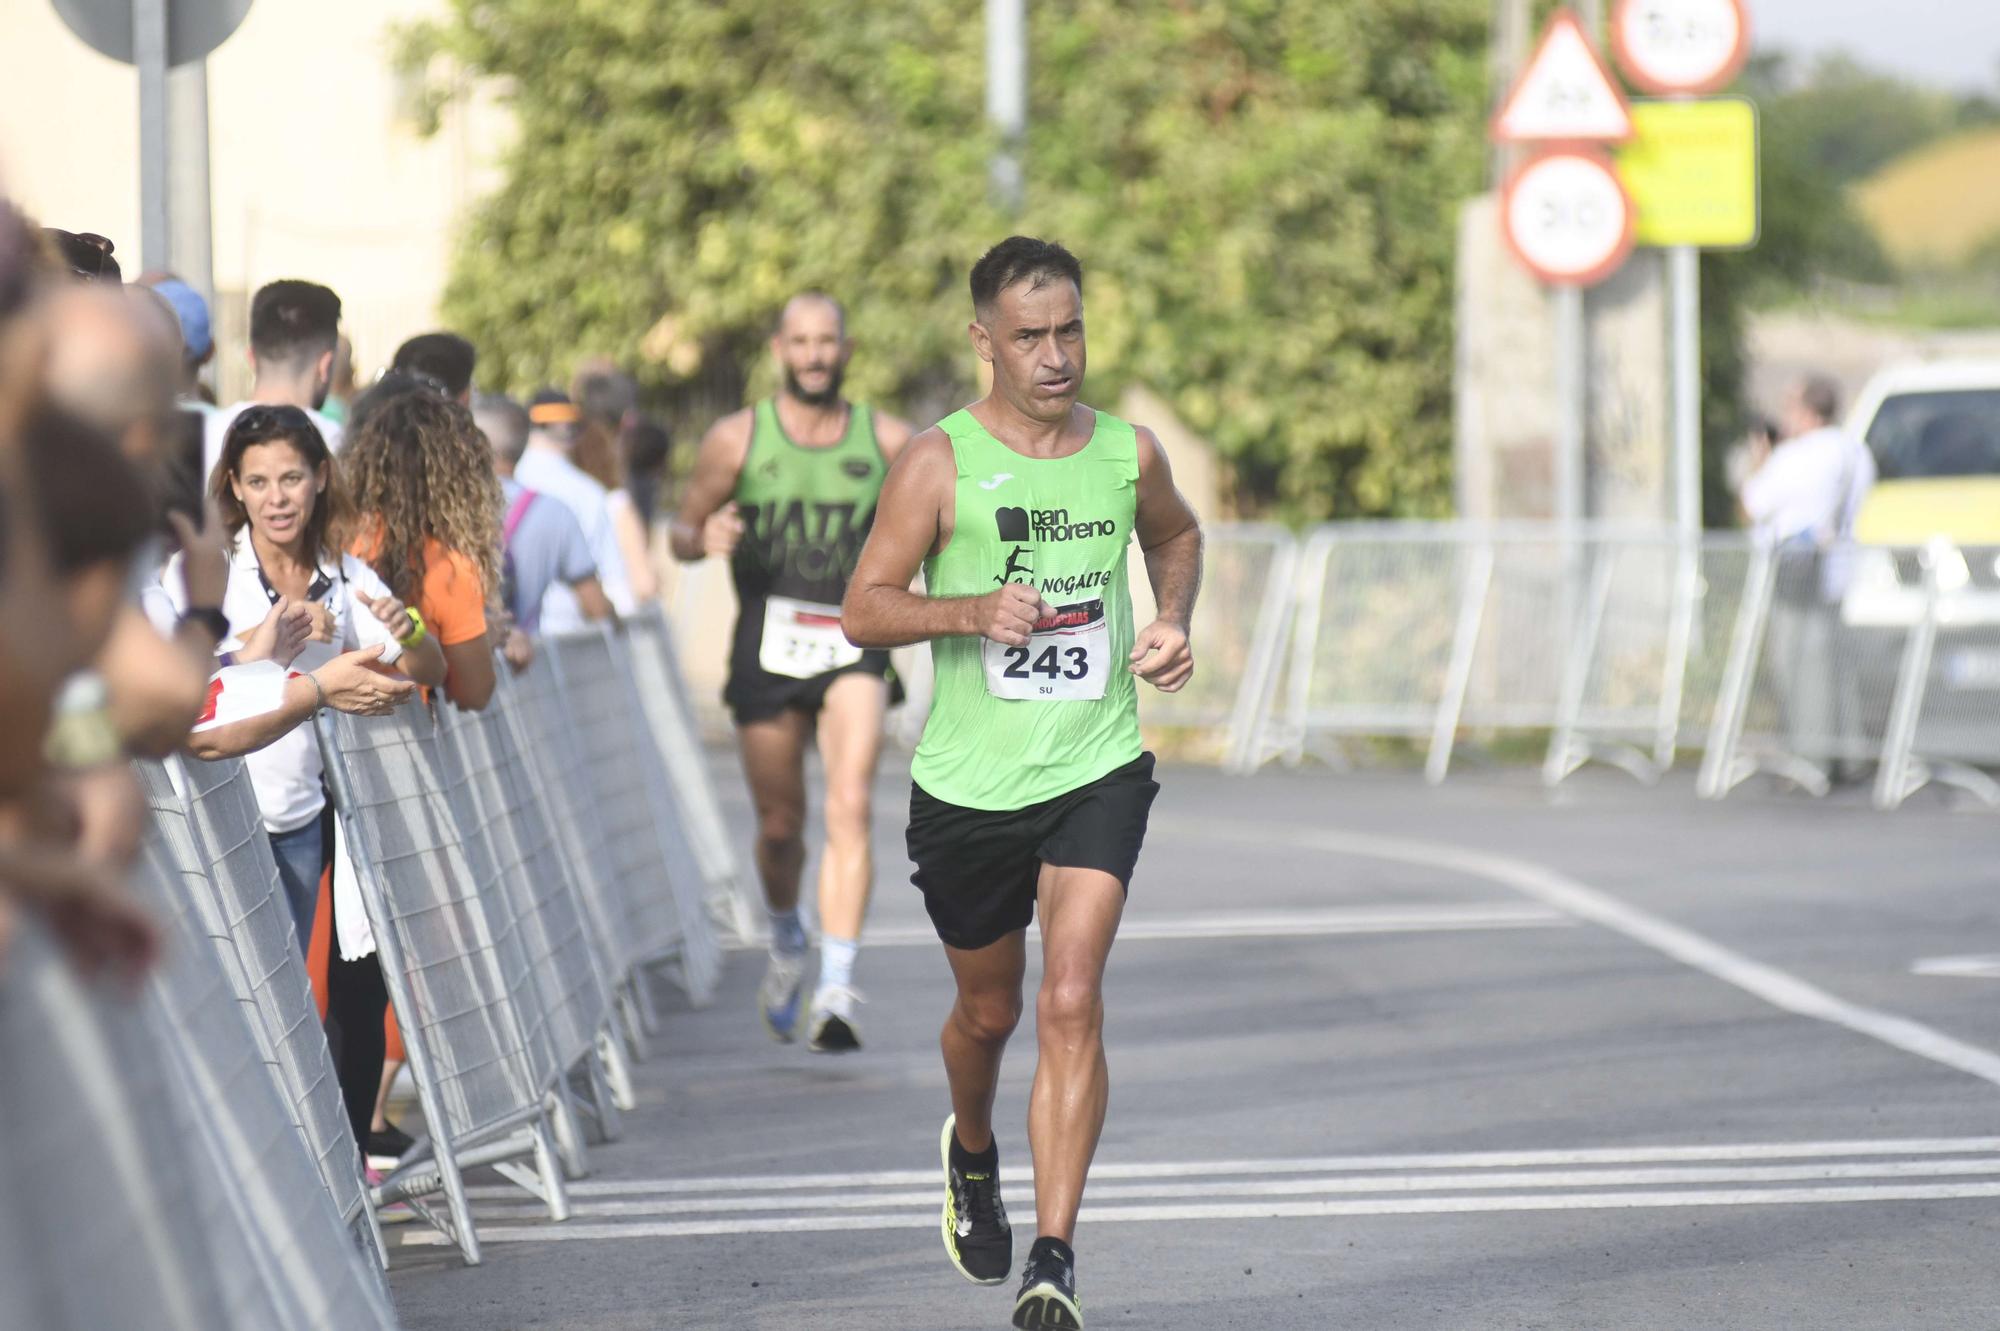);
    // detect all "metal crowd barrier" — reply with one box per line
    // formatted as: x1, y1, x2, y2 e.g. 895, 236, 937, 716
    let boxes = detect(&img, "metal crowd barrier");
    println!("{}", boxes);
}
137, 755, 387, 1272
1128, 522, 1297, 771
316, 702, 573, 1266
1873, 541, 2000, 809
1213, 523, 1996, 809
498, 650, 652, 1079
0, 820, 393, 1327
624, 606, 760, 942
436, 690, 623, 1174
0, 919, 260, 1330
543, 628, 724, 1005
129, 826, 400, 1327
